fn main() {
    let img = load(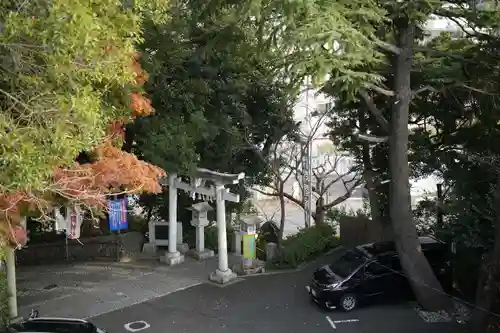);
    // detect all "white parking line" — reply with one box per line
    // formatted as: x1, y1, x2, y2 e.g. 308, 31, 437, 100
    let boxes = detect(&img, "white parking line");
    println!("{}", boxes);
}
325, 317, 360, 330
334, 319, 359, 324
326, 316, 336, 330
